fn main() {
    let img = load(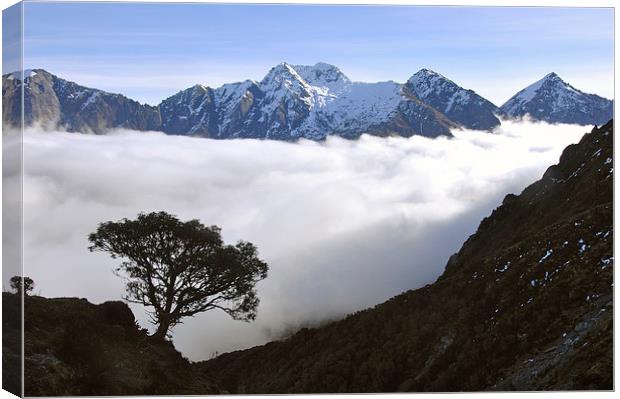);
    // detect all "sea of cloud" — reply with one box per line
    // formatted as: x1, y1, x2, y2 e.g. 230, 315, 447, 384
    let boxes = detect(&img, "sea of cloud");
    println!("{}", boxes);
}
12, 120, 589, 360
